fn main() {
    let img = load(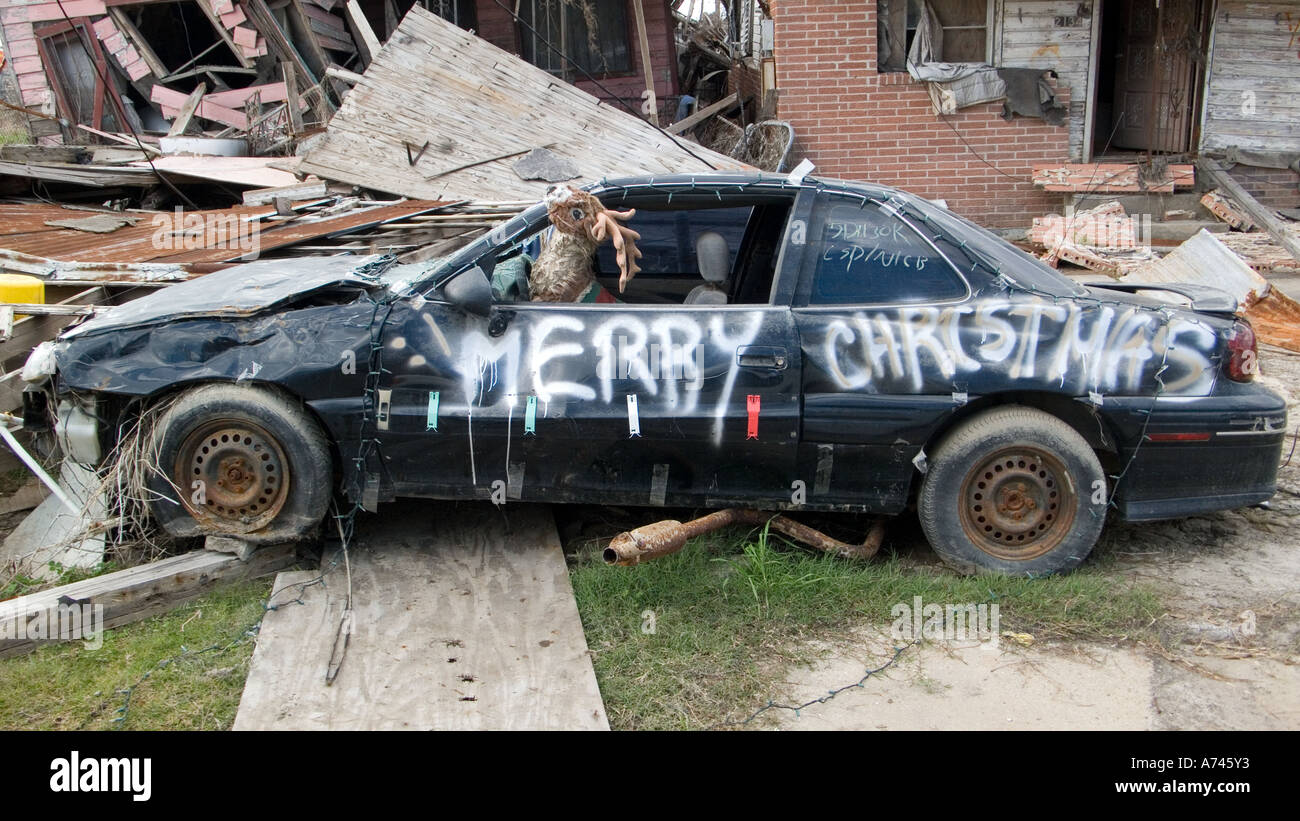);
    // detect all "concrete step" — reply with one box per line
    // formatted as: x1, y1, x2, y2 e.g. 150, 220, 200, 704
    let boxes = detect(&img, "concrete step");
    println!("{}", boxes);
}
1068, 191, 1211, 221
